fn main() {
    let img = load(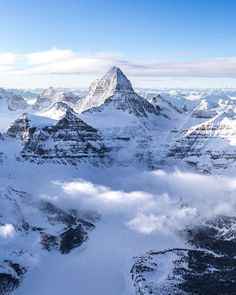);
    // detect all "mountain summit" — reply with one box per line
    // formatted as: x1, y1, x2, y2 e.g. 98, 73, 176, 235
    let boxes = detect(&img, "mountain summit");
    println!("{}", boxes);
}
79, 66, 158, 117
90, 66, 134, 95
103, 66, 134, 93
79, 66, 134, 112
